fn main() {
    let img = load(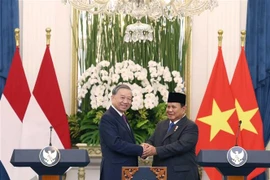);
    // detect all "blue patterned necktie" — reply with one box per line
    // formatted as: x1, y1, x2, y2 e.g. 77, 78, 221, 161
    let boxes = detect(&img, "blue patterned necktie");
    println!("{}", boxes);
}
167, 122, 175, 132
